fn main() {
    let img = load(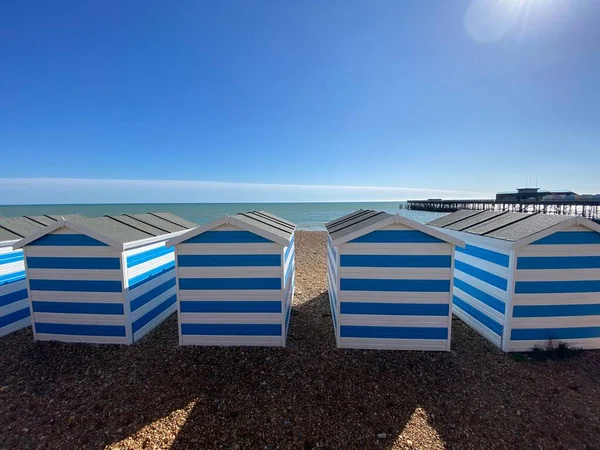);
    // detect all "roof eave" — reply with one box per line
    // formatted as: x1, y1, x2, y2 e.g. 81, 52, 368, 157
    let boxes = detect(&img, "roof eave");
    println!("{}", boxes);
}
228, 216, 291, 246
393, 214, 466, 248
165, 216, 231, 247
330, 215, 396, 247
